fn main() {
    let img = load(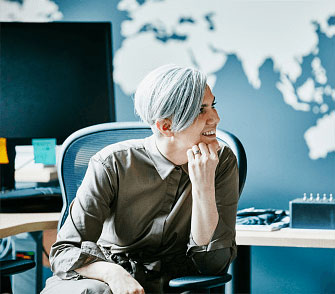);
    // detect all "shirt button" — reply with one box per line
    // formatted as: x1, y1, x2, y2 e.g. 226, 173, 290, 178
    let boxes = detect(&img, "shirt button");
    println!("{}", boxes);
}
175, 166, 181, 171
